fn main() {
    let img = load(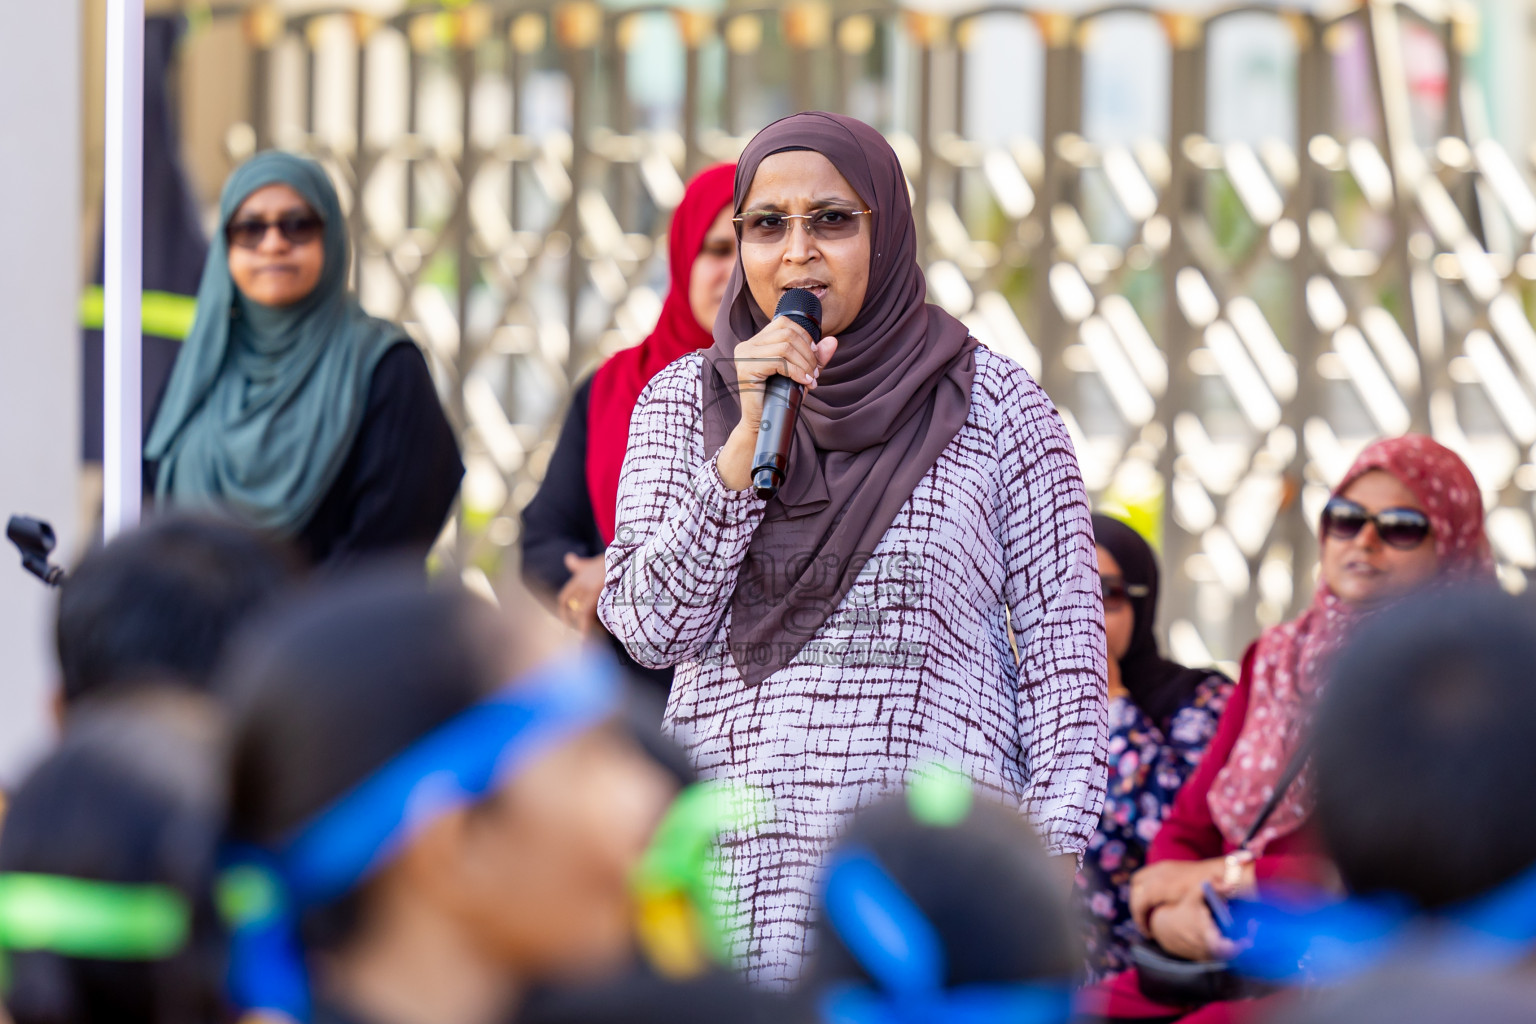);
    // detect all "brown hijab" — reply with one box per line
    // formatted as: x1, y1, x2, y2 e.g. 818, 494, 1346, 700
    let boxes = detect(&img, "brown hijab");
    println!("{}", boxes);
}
701, 112, 979, 686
